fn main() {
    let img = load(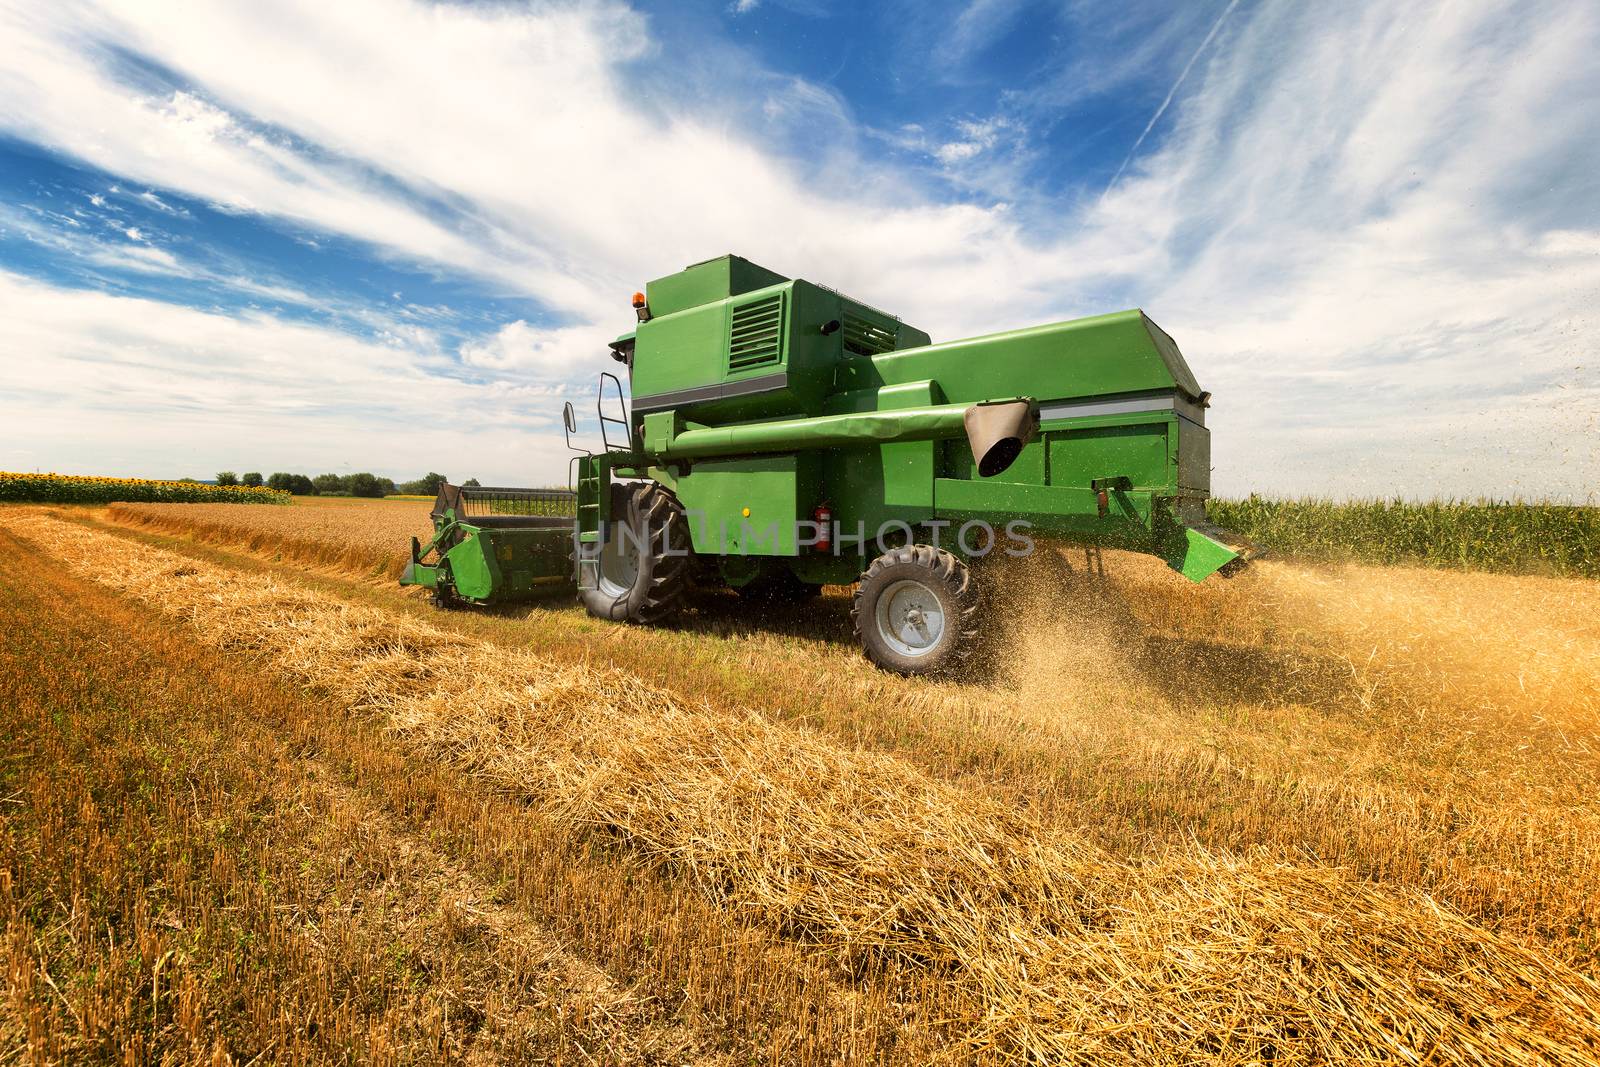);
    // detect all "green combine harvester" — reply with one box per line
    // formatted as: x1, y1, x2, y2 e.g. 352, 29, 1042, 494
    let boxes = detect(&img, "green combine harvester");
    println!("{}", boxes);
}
401, 255, 1251, 675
